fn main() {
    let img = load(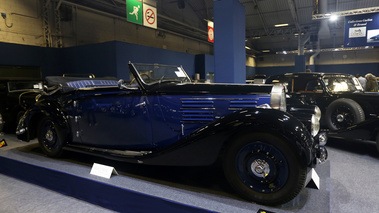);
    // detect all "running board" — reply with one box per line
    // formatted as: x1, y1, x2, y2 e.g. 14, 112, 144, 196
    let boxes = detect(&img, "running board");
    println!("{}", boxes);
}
65, 144, 152, 157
